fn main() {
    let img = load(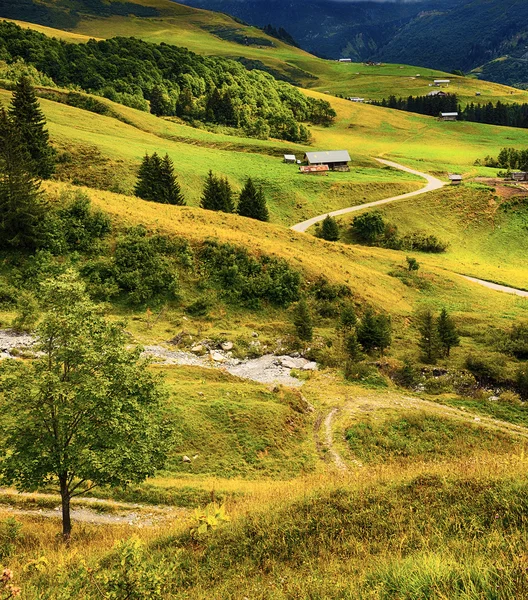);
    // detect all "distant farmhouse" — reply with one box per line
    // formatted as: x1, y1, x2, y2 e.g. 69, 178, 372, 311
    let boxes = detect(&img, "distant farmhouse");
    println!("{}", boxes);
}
427, 90, 448, 97
304, 150, 351, 172
434, 79, 450, 87
339, 58, 352, 63
448, 174, 463, 185
439, 112, 458, 121
283, 154, 297, 164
